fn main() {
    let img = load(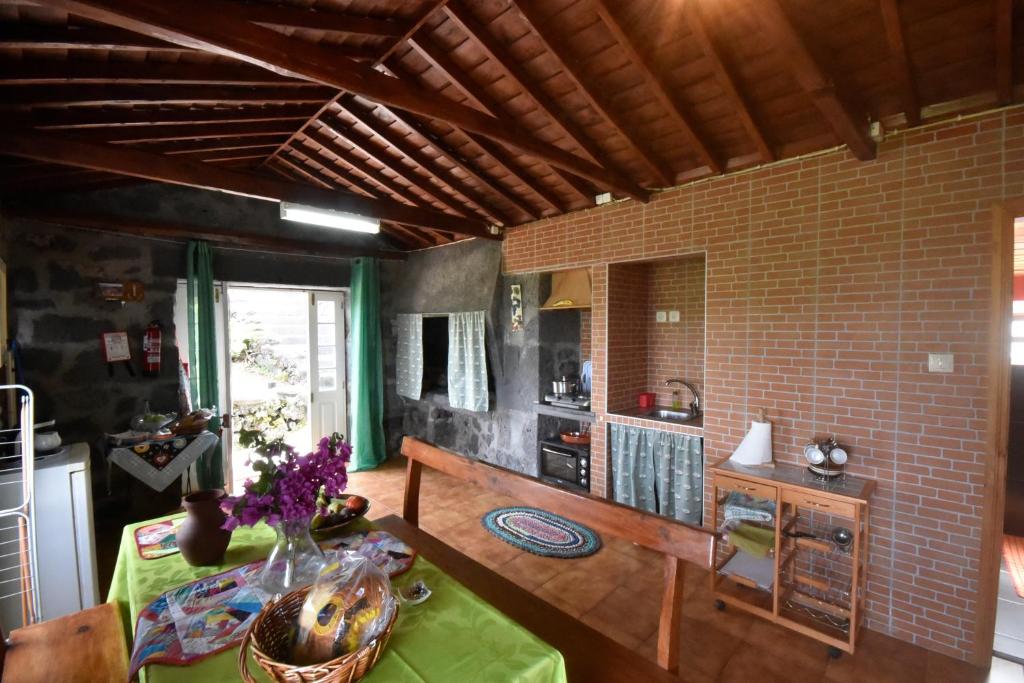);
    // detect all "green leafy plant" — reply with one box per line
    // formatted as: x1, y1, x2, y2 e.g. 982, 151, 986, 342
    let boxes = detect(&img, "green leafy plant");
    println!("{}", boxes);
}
231, 337, 306, 385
